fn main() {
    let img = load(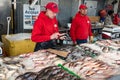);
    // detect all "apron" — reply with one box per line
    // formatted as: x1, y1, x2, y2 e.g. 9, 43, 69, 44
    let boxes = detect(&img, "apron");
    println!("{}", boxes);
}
34, 40, 56, 52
